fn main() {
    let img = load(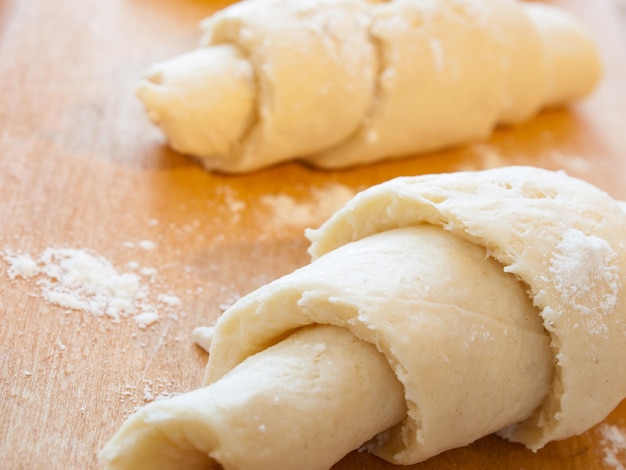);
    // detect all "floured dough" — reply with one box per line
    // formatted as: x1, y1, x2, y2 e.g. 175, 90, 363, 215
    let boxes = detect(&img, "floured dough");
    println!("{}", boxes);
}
137, 0, 601, 173
100, 324, 406, 469
101, 166, 626, 468
305, 166, 626, 455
